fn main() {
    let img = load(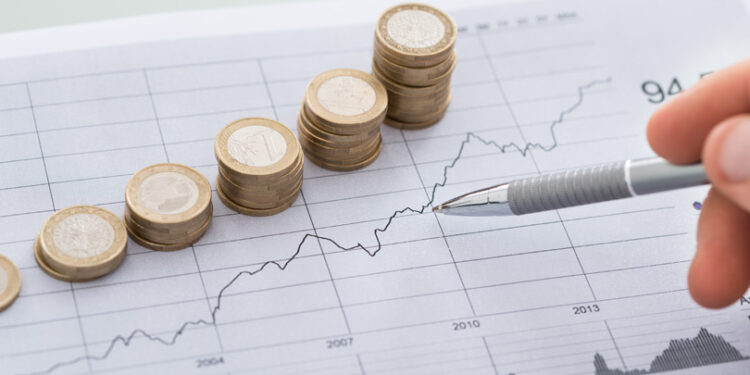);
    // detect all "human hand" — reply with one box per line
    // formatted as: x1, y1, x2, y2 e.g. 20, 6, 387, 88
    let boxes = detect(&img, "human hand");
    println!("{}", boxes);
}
647, 59, 750, 308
